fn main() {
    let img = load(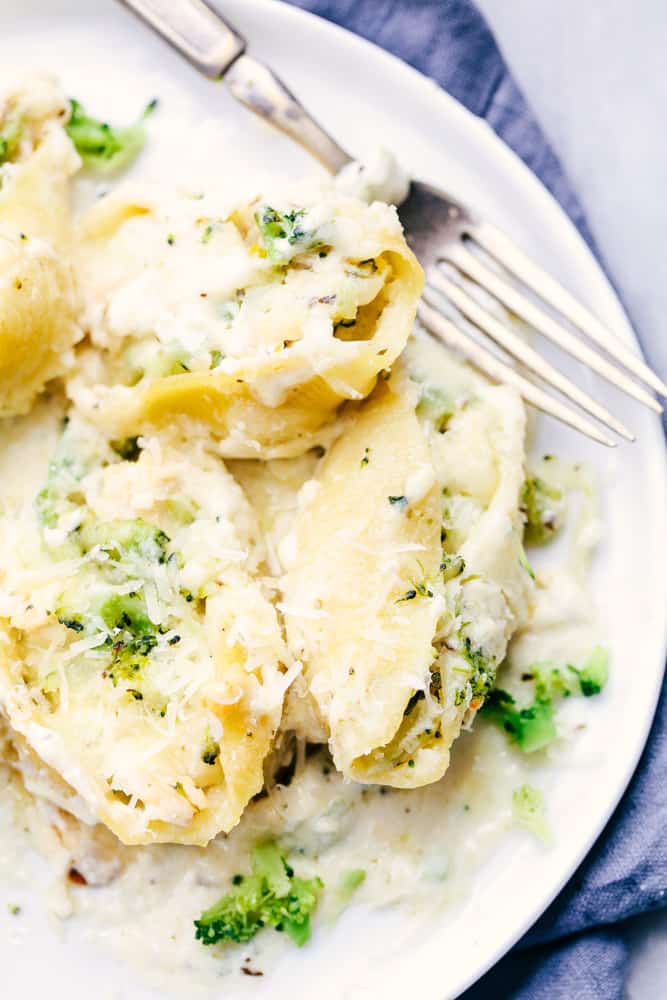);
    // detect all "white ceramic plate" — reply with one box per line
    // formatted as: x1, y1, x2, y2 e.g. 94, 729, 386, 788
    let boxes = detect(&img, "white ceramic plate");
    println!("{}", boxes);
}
1, 2, 666, 998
